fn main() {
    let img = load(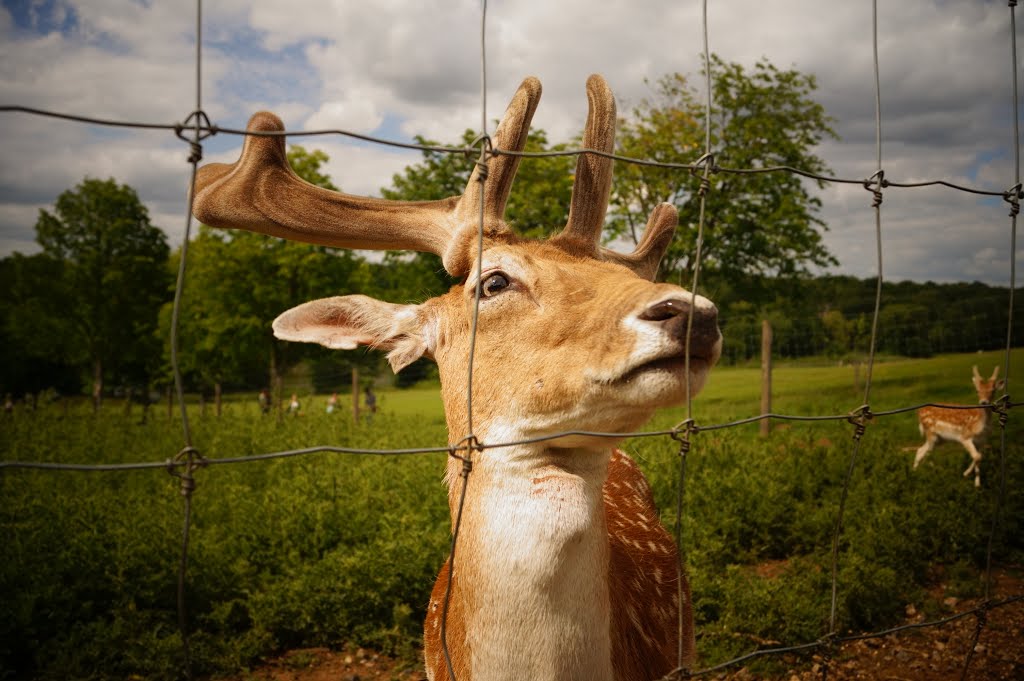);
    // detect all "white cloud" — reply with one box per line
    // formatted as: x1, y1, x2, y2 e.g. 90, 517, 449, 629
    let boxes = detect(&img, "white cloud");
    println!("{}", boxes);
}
0, 0, 1020, 285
